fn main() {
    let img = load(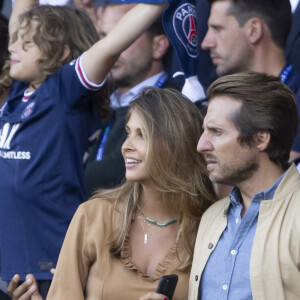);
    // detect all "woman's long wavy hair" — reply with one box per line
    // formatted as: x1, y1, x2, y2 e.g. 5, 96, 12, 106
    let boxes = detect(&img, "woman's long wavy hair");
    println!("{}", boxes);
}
0, 5, 111, 118
92, 87, 217, 270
